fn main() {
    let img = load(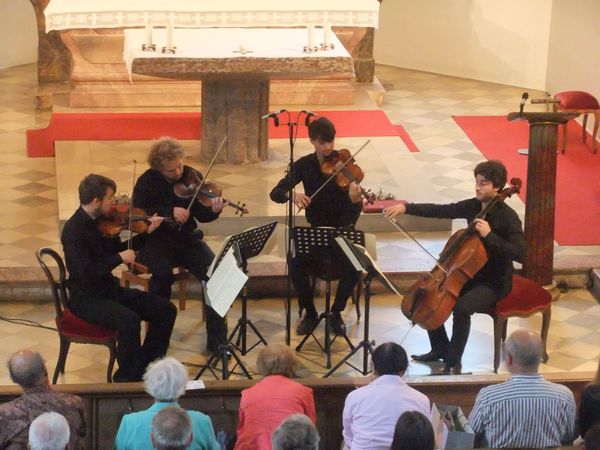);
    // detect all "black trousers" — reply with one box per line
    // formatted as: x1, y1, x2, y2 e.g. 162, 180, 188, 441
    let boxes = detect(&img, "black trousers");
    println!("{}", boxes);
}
69, 287, 176, 380
427, 280, 502, 366
289, 248, 360, 315
137, 232, 228, 349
